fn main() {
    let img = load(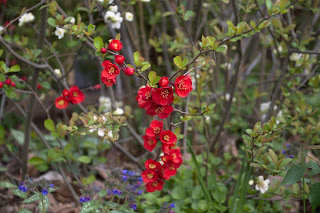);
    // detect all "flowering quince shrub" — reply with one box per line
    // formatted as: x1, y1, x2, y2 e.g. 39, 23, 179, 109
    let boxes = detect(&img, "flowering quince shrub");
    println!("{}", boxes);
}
1, 0, 320, 213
